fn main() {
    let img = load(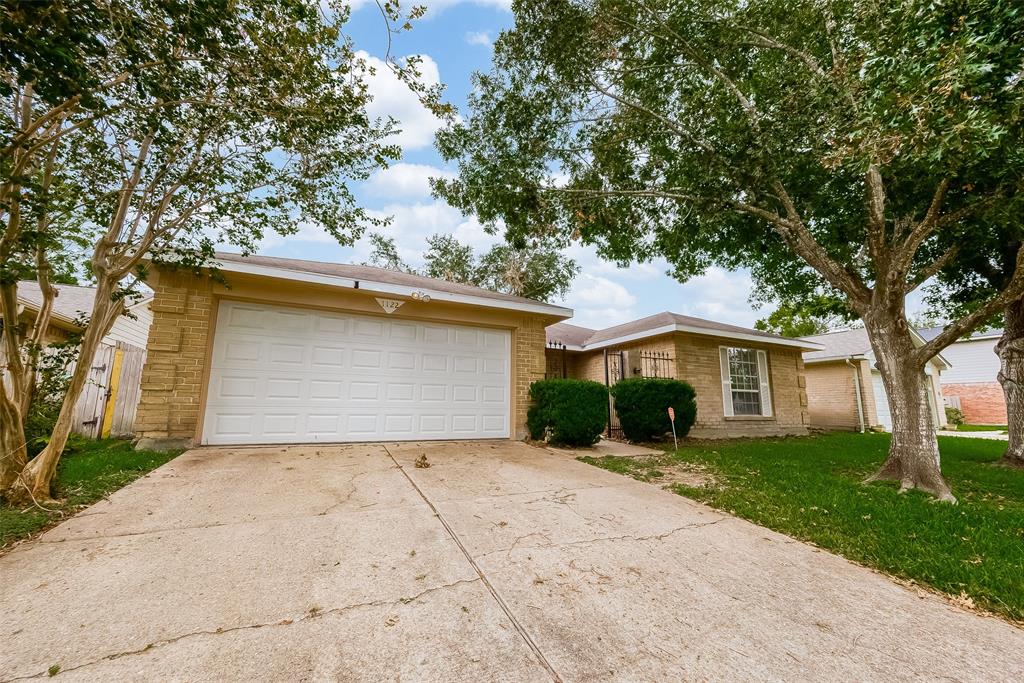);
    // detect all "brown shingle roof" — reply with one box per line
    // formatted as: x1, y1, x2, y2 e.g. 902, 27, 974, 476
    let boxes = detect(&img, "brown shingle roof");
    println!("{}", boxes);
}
545, 322, 596, 347
214, 251, 561, 310
545, 311, 813, 349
